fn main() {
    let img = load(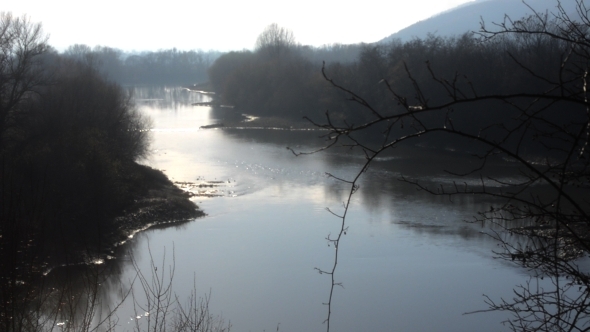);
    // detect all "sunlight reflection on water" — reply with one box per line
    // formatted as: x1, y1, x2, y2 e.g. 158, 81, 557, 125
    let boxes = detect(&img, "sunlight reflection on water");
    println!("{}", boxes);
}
99, 87, 531, 332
